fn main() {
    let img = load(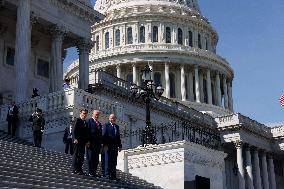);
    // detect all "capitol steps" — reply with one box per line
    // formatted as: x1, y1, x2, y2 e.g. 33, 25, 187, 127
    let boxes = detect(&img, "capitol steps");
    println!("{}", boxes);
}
0, 131, 161, 189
